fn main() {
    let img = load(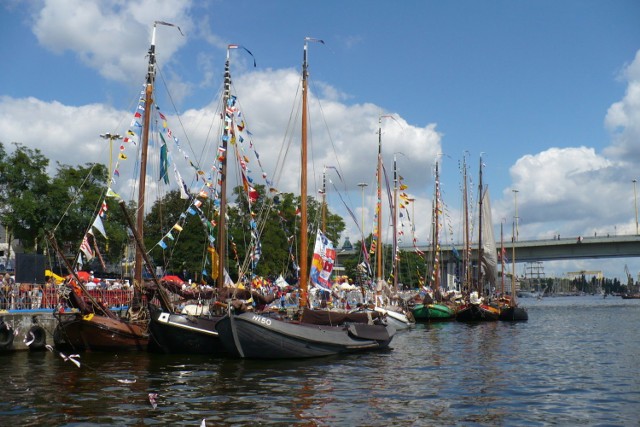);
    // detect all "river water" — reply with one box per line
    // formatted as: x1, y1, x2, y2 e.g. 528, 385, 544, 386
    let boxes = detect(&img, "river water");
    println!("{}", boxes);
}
1, 295, 638, 426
